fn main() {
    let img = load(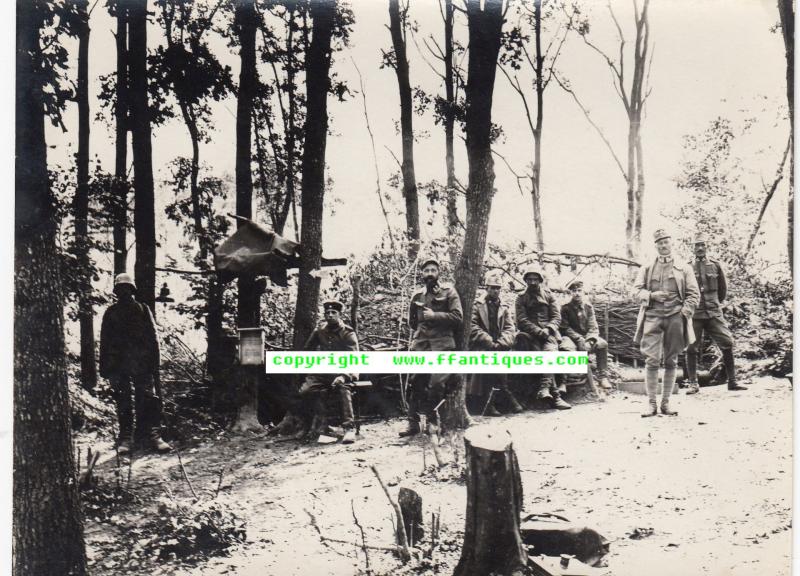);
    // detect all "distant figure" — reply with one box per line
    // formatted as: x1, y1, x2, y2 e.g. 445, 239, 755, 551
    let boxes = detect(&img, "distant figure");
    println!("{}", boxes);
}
685, 232, 747, 394
633, 230, 700, 417
298, 300, 360, 444
514, 266, 571, 410
401, 257, 463, 437
99, 274, 171, 454
559, 280, 612, 391
468, 272, 523, 416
